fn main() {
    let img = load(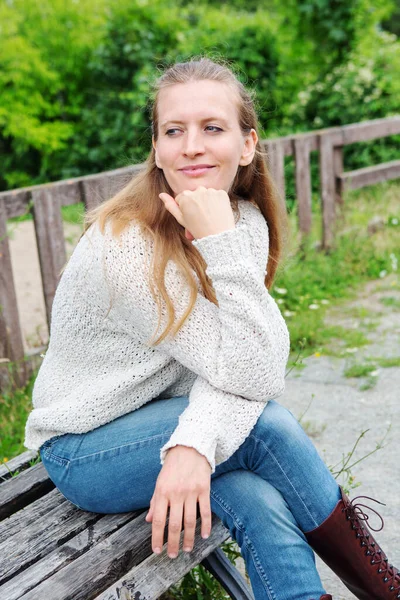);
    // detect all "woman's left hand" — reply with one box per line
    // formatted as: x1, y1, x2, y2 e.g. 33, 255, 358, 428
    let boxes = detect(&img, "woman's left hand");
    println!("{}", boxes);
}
145, 445, 212, 558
